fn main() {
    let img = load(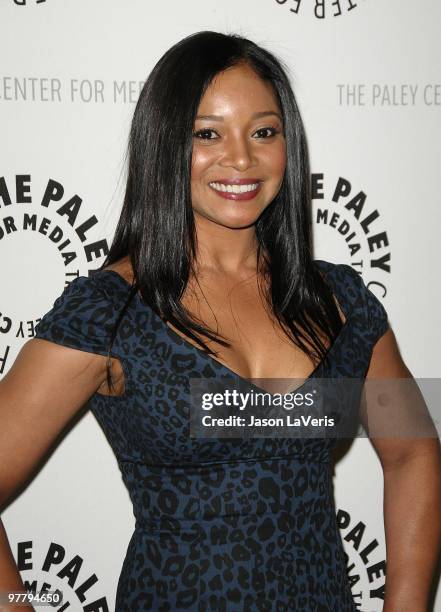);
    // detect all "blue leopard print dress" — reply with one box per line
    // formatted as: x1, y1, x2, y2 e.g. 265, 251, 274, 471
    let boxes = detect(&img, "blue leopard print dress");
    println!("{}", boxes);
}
34, 260, 389, 611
